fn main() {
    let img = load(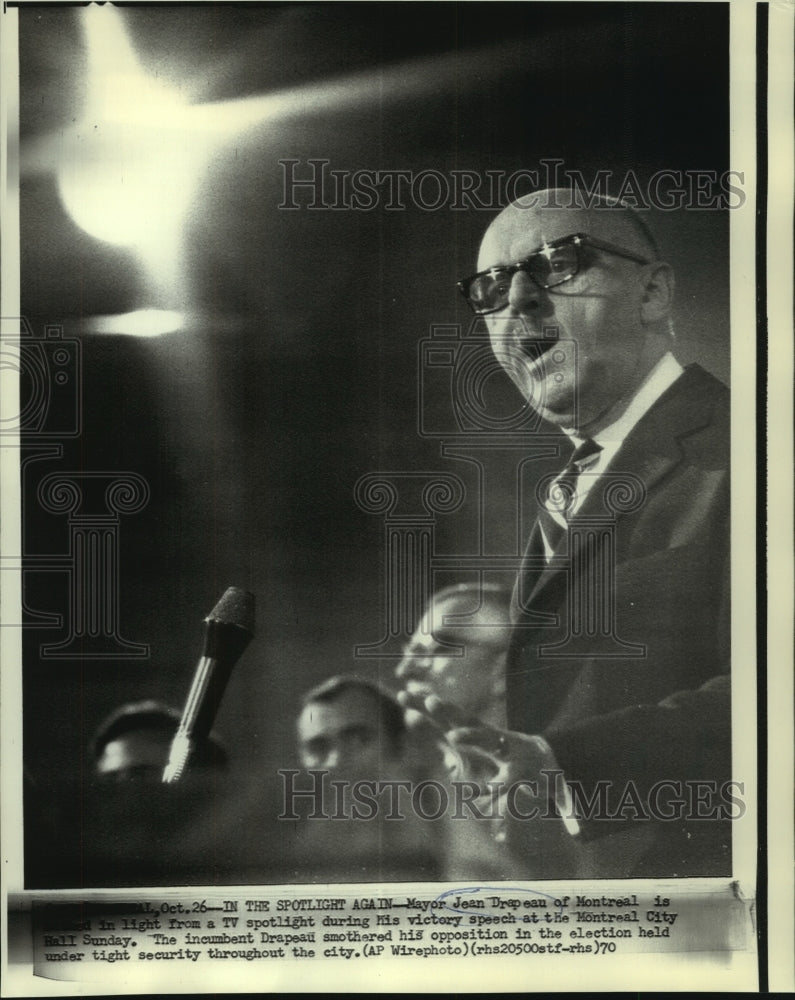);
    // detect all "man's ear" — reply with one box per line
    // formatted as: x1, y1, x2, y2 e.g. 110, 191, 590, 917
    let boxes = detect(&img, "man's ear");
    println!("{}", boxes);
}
639, 262, 675, 324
